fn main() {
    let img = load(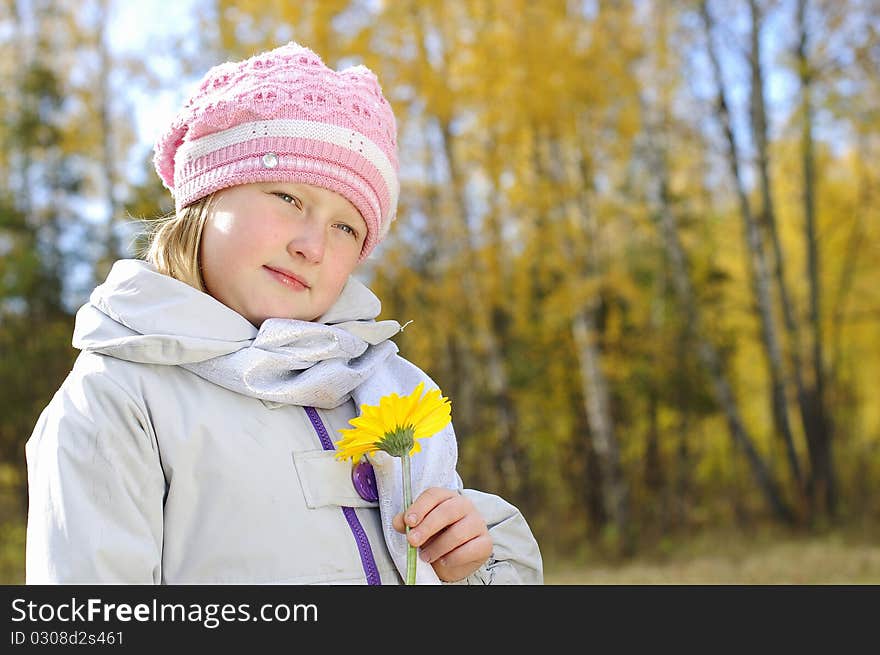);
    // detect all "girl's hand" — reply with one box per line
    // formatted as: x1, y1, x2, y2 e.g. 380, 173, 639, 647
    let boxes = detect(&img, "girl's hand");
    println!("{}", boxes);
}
392, 487, 493, 582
